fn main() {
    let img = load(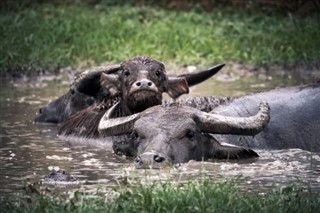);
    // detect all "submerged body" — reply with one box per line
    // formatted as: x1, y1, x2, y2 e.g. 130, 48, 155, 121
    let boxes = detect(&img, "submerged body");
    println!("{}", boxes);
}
213, 83, 320, 152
